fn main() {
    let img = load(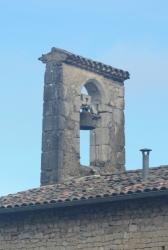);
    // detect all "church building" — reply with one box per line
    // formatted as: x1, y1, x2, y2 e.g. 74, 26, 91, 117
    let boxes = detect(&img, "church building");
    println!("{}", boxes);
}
0, 48, 168, 250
